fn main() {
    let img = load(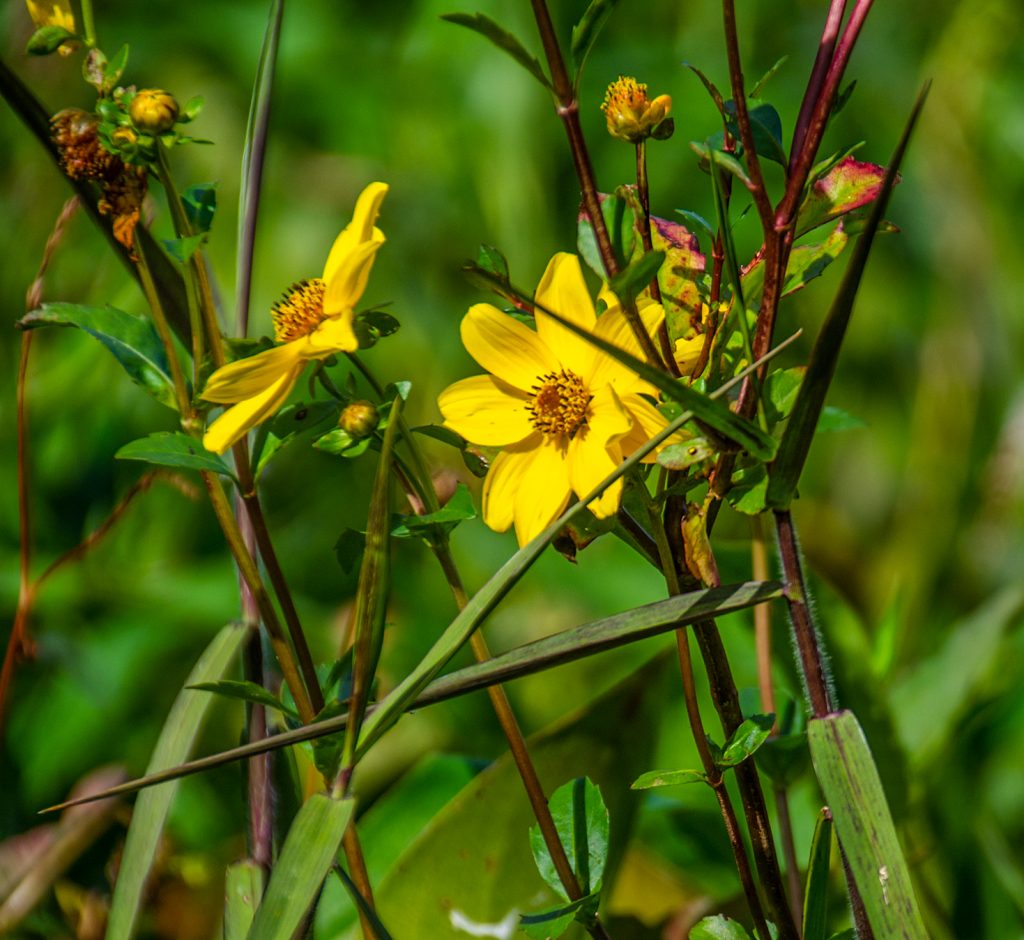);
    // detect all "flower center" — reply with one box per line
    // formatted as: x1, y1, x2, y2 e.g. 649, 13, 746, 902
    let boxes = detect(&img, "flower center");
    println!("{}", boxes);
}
526, 369, 592, 437
271, 278, 327, 343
